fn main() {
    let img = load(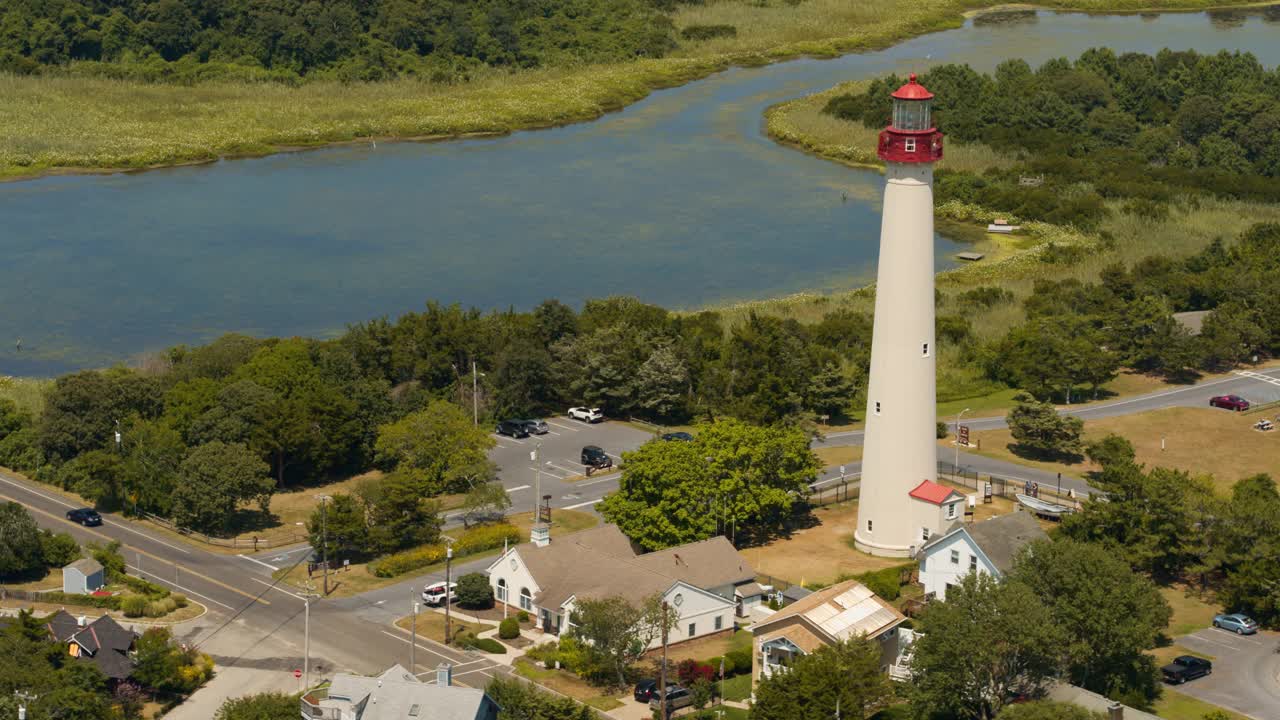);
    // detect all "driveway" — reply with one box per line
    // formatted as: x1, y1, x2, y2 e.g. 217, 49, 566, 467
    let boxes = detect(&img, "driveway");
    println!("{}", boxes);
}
1174, 628, 1280, 720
